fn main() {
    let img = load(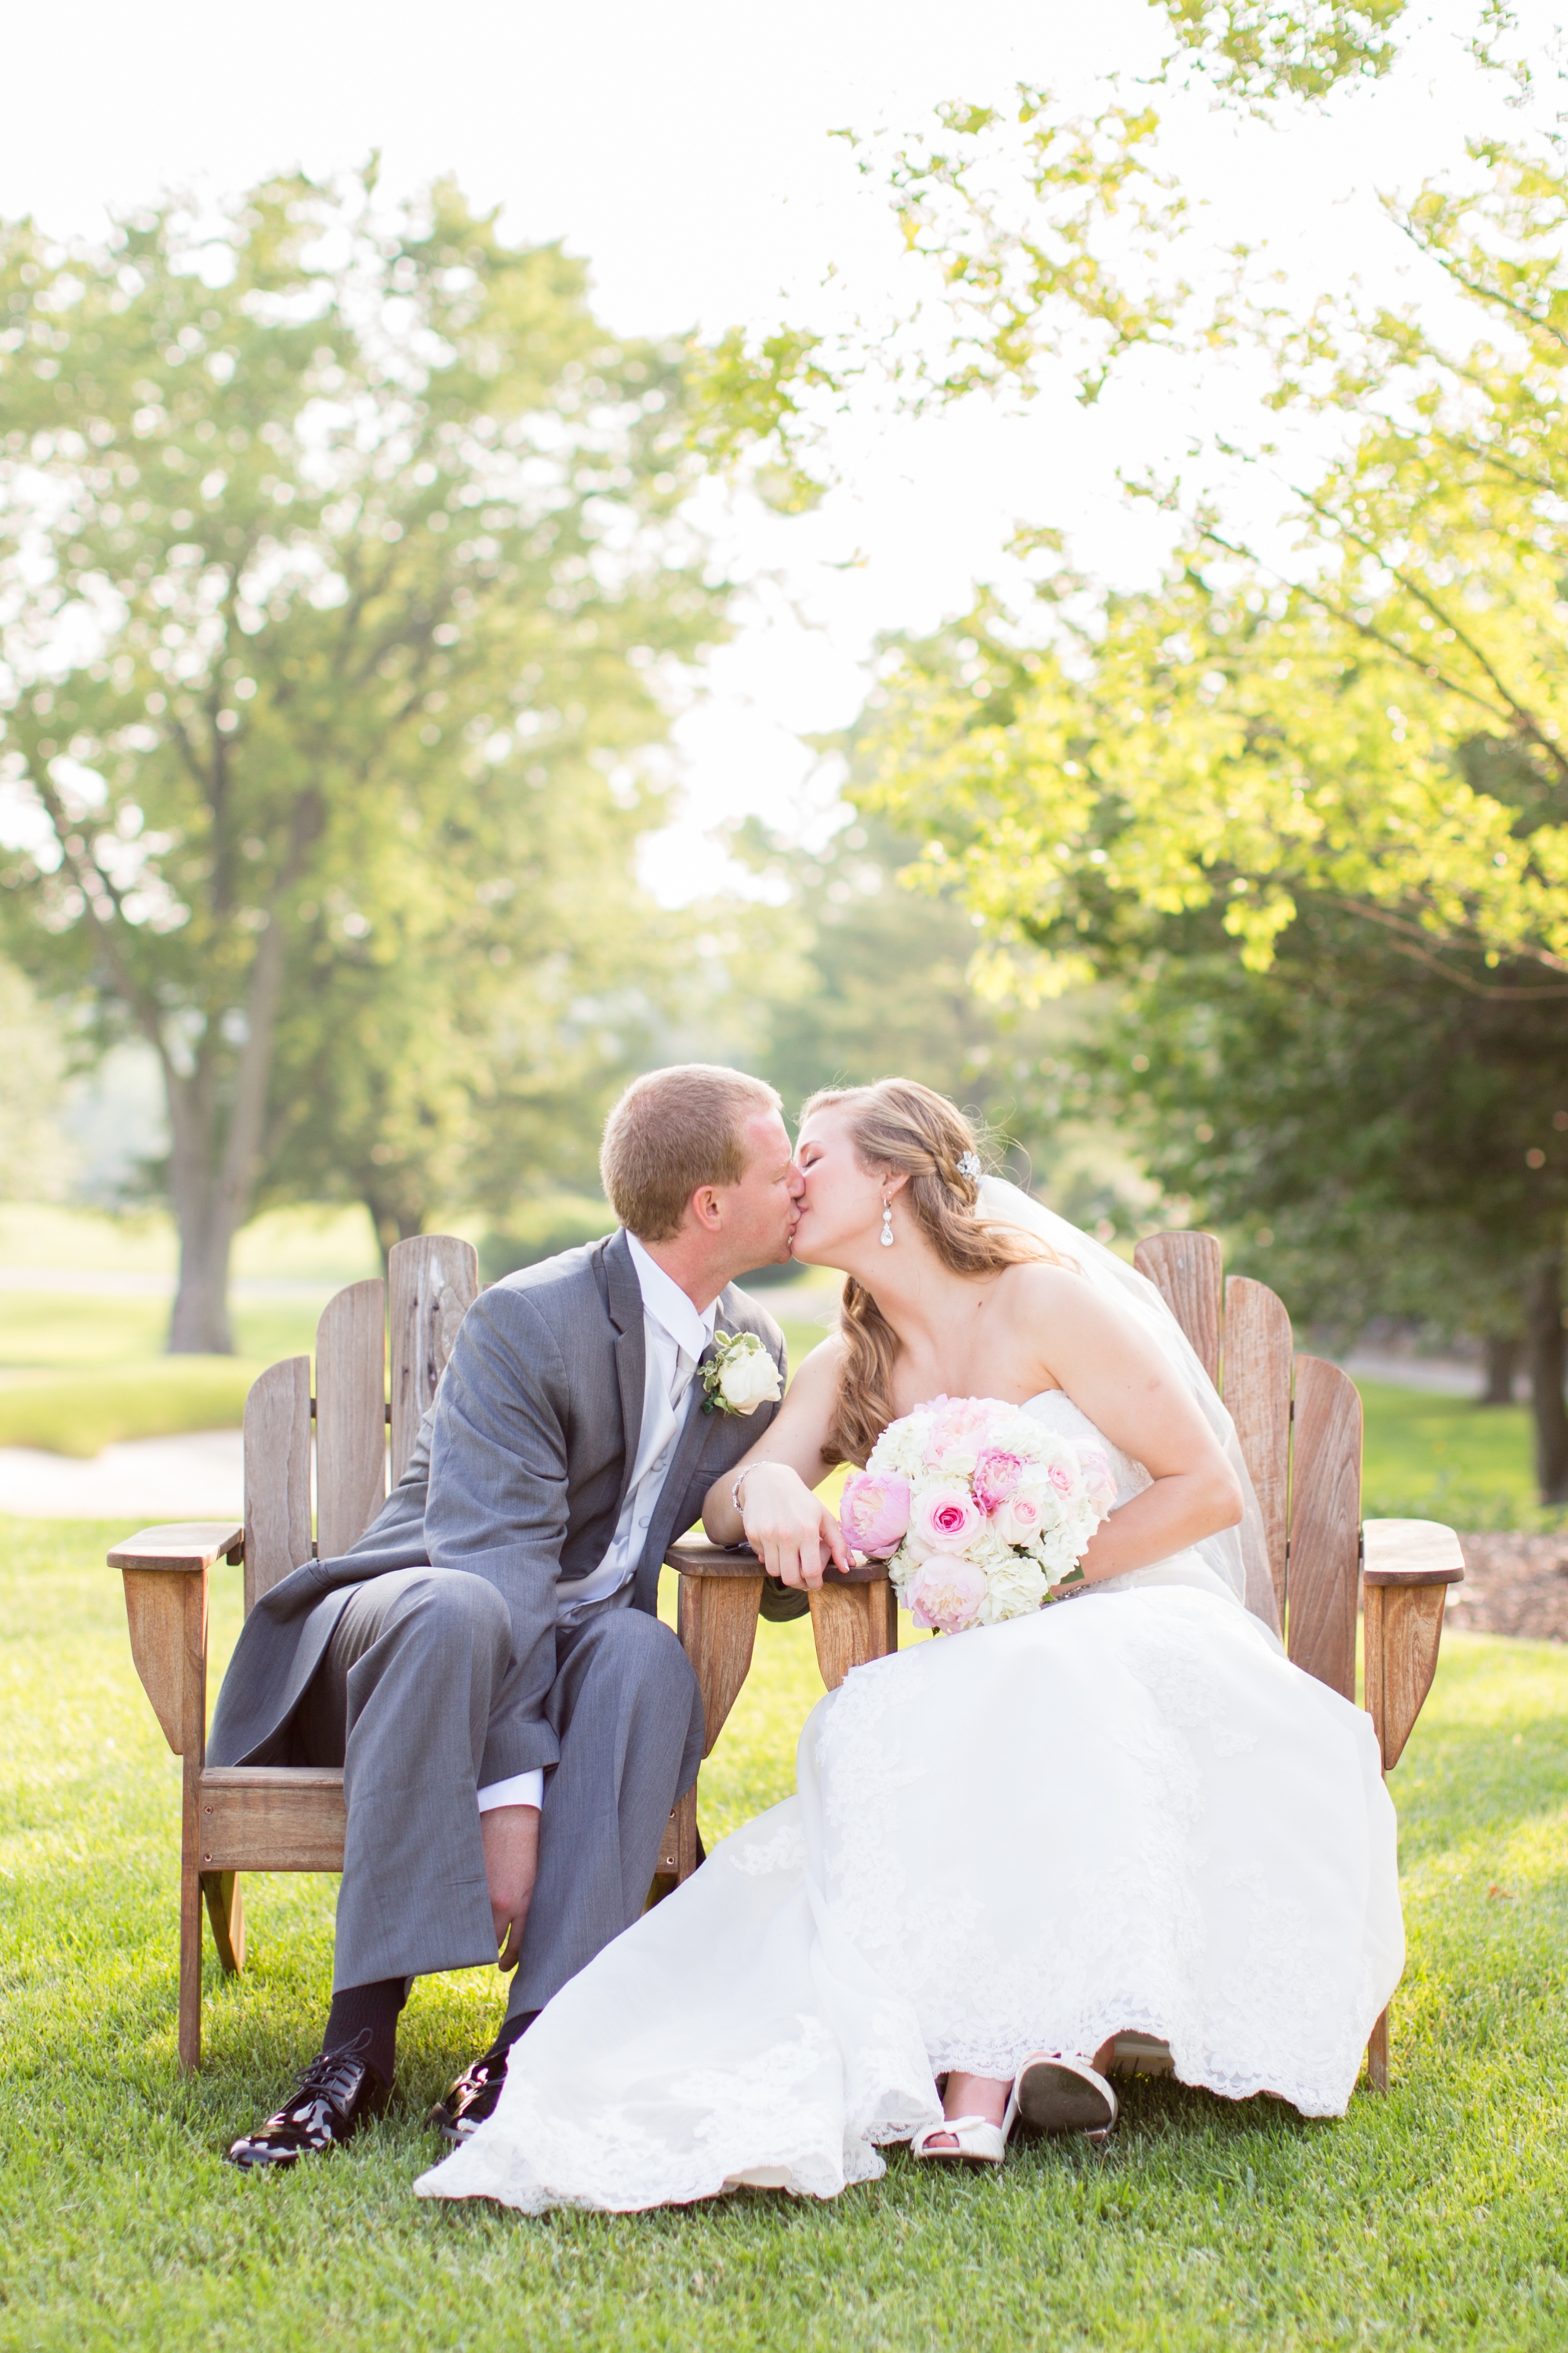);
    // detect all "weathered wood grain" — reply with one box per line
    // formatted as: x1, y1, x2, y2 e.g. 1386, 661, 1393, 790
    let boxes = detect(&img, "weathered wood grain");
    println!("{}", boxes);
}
809, 1574, 898, 1691
388, 1234, 477, 1484
1287, 1354, 1362, 1701
1362, 1518, 1465, 1585
1134, 1231, 1223, 1386
315, 1279, 387, 1563
196, 1767, 347, 1872
1363, 1579, 1450, 1771
108, 1523, 241, 1572
121, 1563, 208, 1757
677, 1570, 764, 1759
1223, 1276, 1293, 1624
243, 1356, 313, 1610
